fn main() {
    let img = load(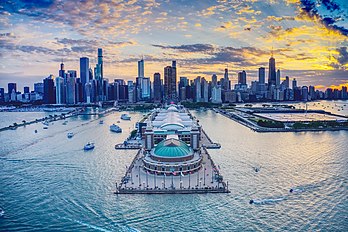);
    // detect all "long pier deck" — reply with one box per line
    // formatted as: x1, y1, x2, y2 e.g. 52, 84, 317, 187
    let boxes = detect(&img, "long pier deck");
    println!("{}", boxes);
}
115, 147, 229, 194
